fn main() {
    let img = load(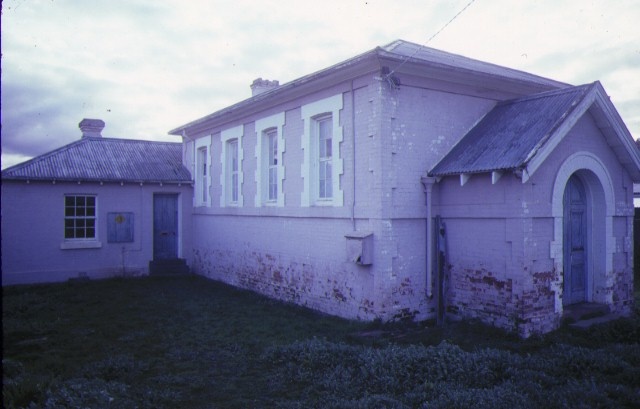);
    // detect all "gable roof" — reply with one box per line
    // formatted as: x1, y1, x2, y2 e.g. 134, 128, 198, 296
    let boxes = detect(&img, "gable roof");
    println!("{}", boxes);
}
169, 39, 566, 136
2, 137, 192, 184
429, 81, 640, 182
